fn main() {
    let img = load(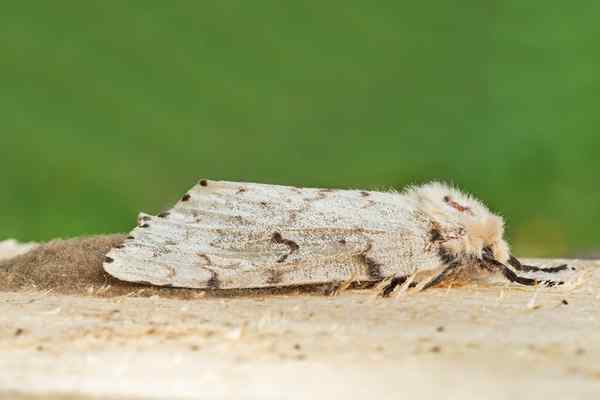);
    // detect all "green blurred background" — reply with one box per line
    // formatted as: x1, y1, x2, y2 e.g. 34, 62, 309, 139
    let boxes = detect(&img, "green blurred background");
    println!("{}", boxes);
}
1, 1, 598, 256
